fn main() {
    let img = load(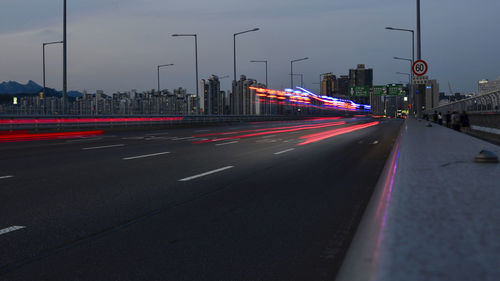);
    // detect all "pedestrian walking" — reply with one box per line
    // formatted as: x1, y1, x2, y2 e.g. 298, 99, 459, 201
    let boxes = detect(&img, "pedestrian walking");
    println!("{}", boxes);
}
445, 111, 451, 128
460, 111, 470, 132
438, 112, 443, 125
451, 111, 461, 131
432, 111, 438, 123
